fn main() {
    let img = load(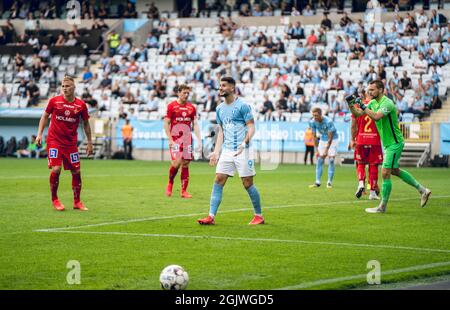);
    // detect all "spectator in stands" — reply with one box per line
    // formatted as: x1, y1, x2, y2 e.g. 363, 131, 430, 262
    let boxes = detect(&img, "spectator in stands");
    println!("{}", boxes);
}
329, 94, 340, 115
123, 2, 138, 18
348, 41, 365, 61
410, 93, 426, 118
333, 35, 345, 53
157, 17, 169, 34
16, 66, 31, 82
261, 94, 275, 121
303, 5, 314, 16
395, 93, 409, 114
400, 71, 412, 90
429, 9, 446, 28
344, 80, 356, 97
26, 79, 39, 107
415, 8, 428, 28
330, 73, 343, 91
53, 33, 65, 46
38, 45, 50, 63
81, 67, 93, 84
304, 43, 317, 61
298, 95, 309, 113
428, 24, 442, 43
122, 89, 136, 105
24, 12, 38, 31
321, 13, 332, 30
64, 33, 77, 46
286, 95, 297, 113
291, 6, 301, 16
40, 67, 55, 84
99, 73, 112, 90
288, 22, 305, 40
435, 45, 447, 67
412, 53, 428, 74
31, 62, 42, 81
426, 47, 437, 66
363, 65, 377, 83
147, 2, 160, 19
117, 38, 131, 56
377, 64, 386, 82
389, 49, 402, 67
306, 29, 318, 45
141, 91, 159, 112
144, 33, 158, 49
404, 15, 419, 36
340, 12, 353, 28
